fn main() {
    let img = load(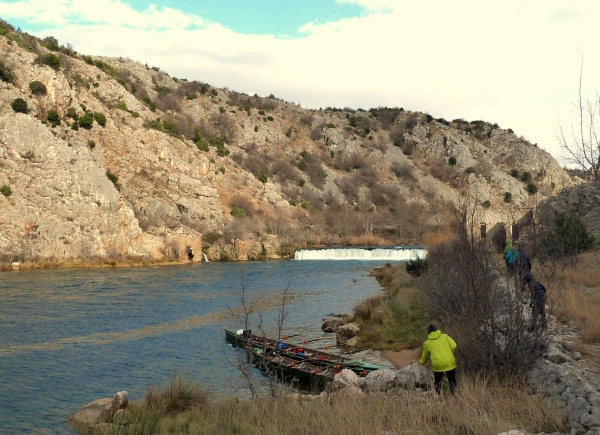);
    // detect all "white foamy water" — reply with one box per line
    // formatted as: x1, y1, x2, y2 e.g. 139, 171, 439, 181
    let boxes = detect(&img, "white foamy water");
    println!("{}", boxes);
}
295, 246, 428, 261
